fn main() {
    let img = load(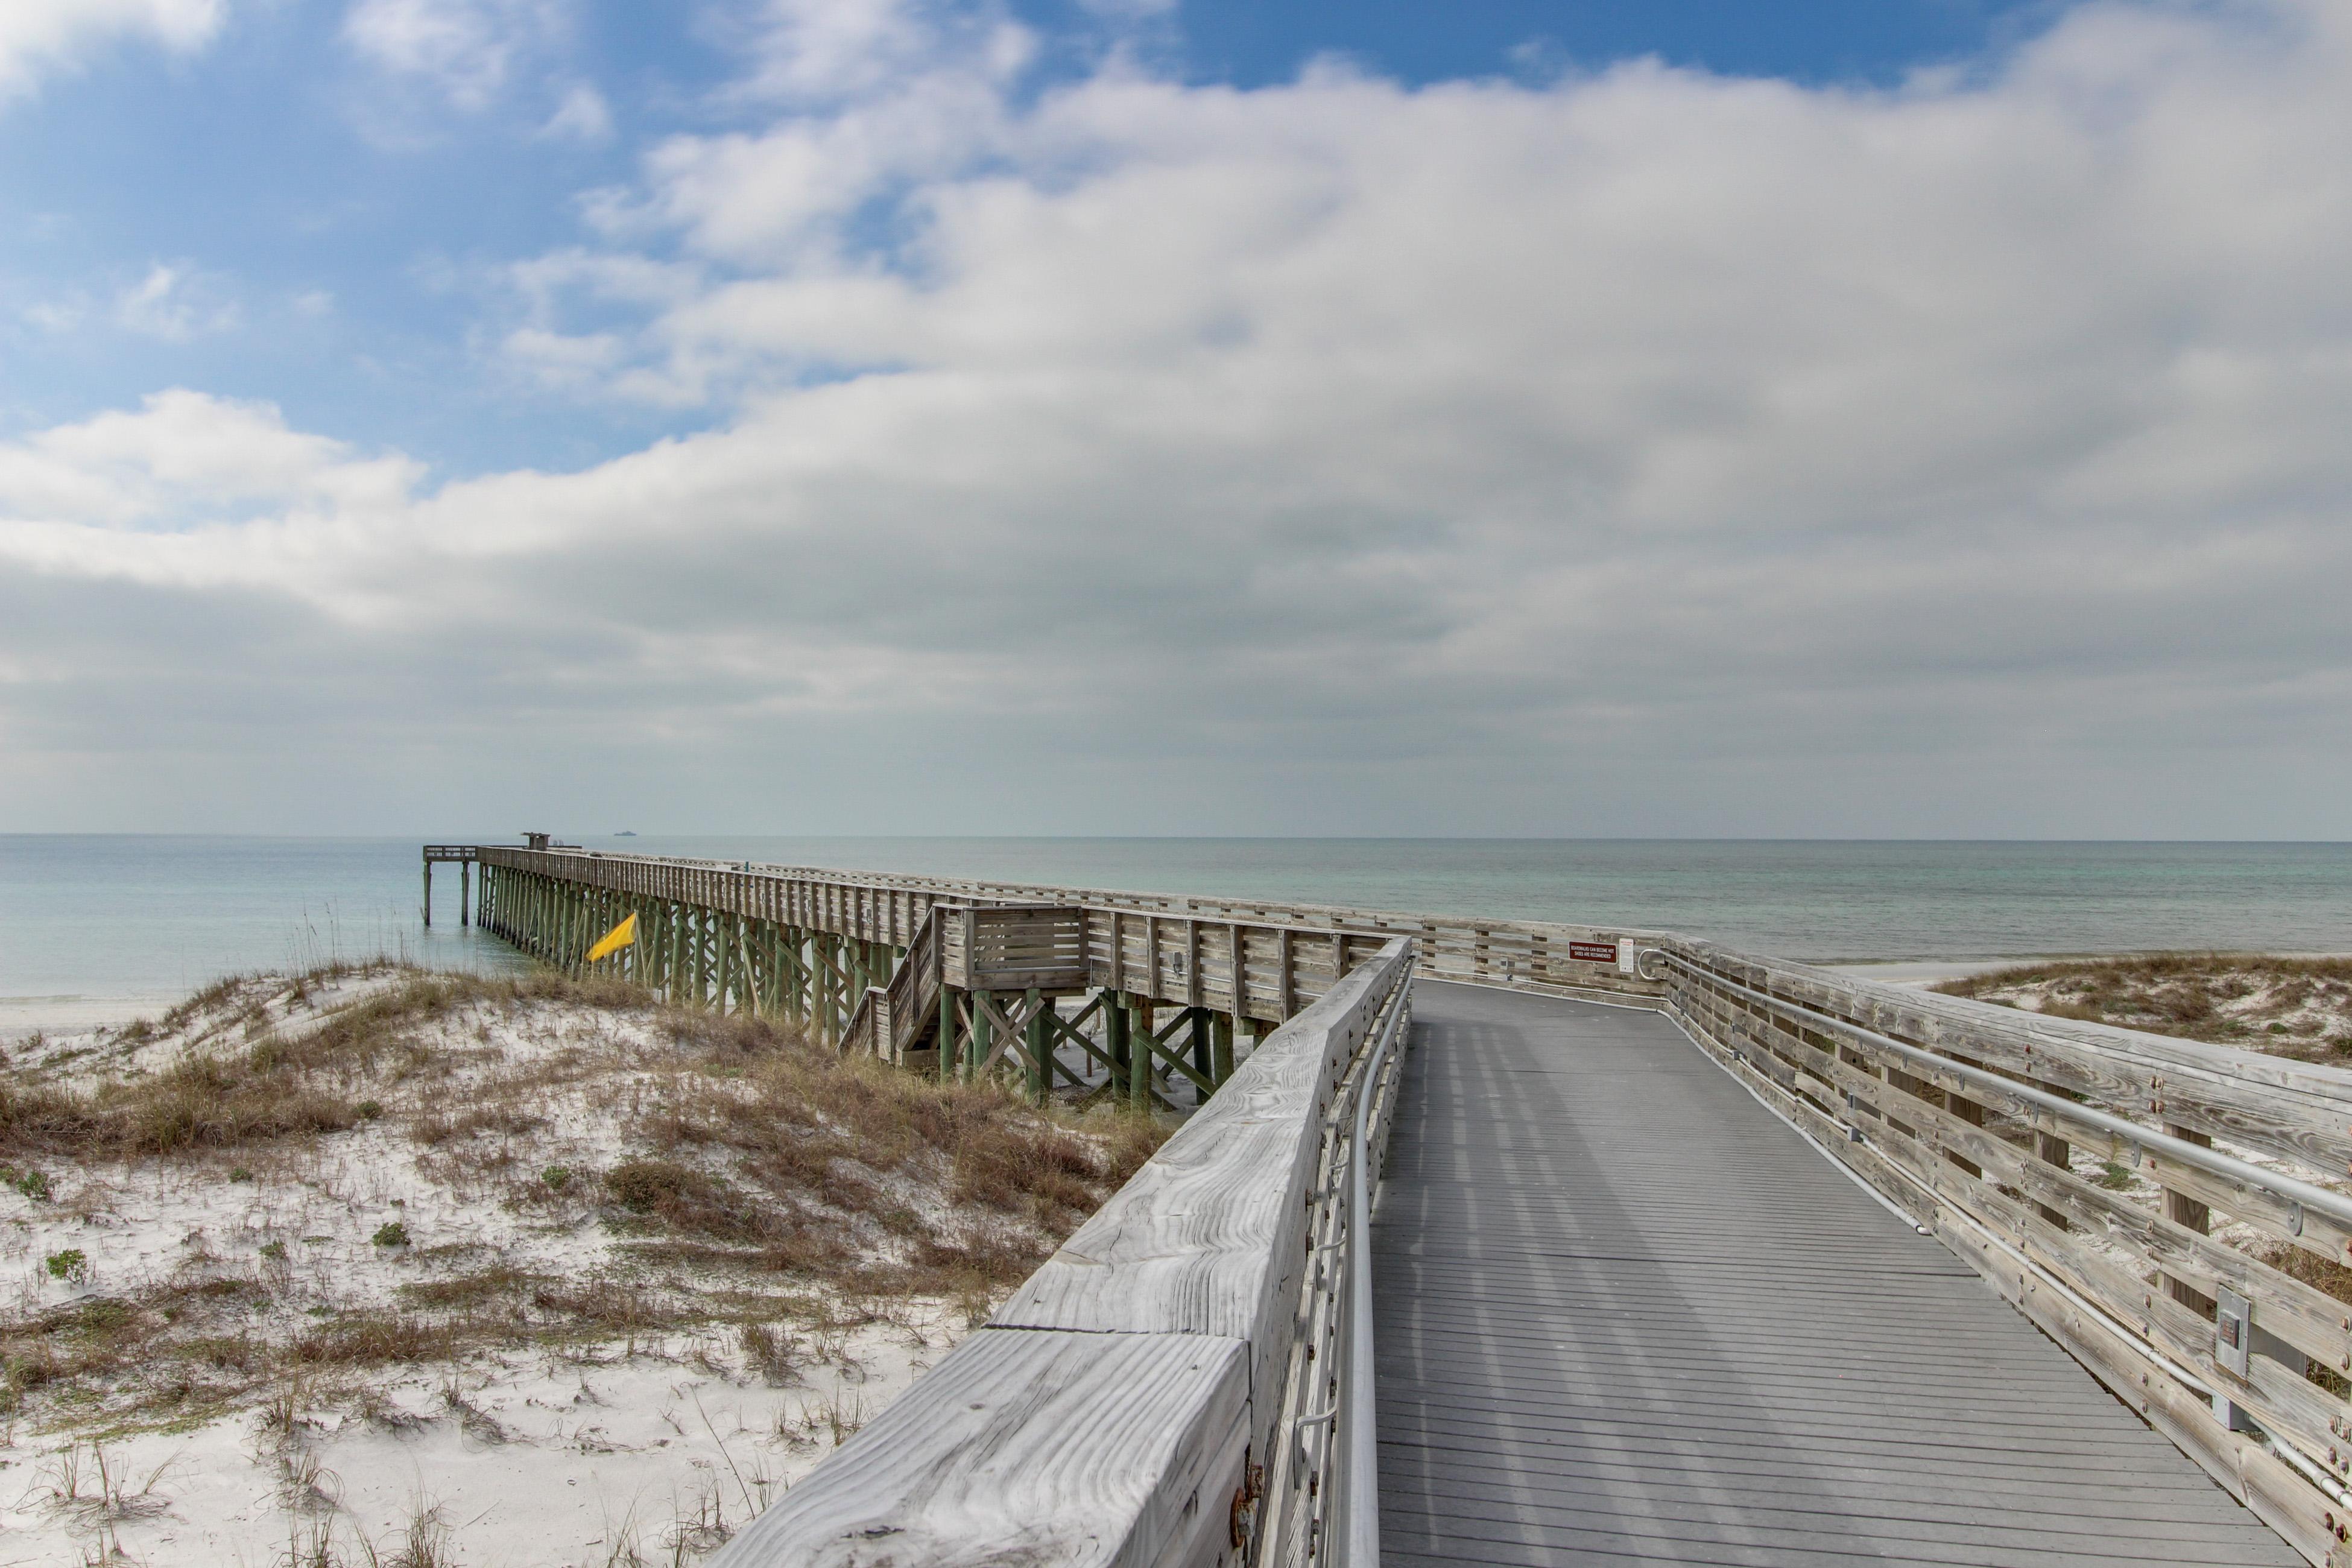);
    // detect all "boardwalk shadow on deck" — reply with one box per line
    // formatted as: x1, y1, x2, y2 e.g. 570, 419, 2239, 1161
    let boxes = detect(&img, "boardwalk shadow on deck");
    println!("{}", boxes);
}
1373, 981, 2300, 1568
